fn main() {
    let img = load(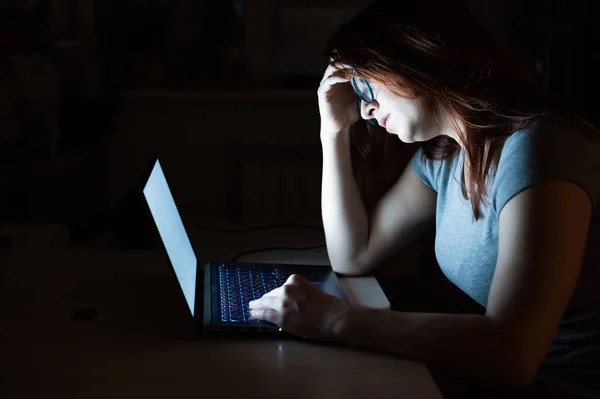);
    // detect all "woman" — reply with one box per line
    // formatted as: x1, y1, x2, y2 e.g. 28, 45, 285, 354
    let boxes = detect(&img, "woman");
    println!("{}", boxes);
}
249, 1, 600, 397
